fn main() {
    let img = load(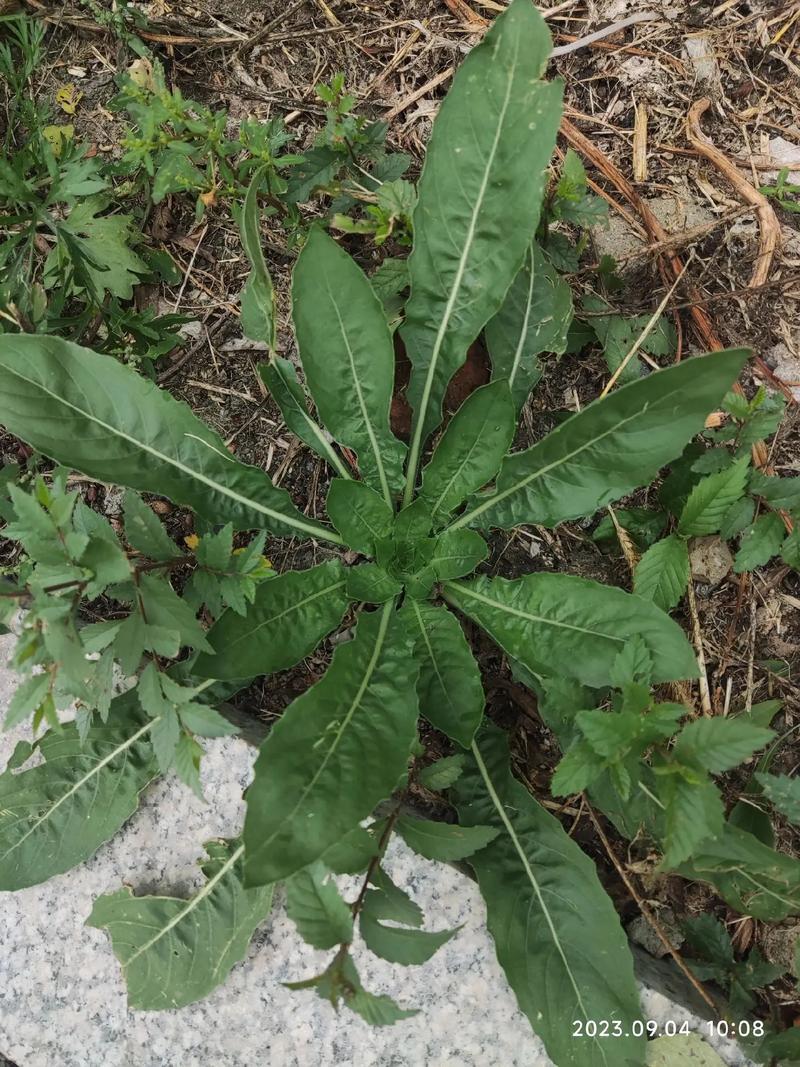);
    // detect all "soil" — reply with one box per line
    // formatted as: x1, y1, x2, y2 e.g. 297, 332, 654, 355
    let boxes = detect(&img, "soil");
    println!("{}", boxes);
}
6, 0, 800, 1030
